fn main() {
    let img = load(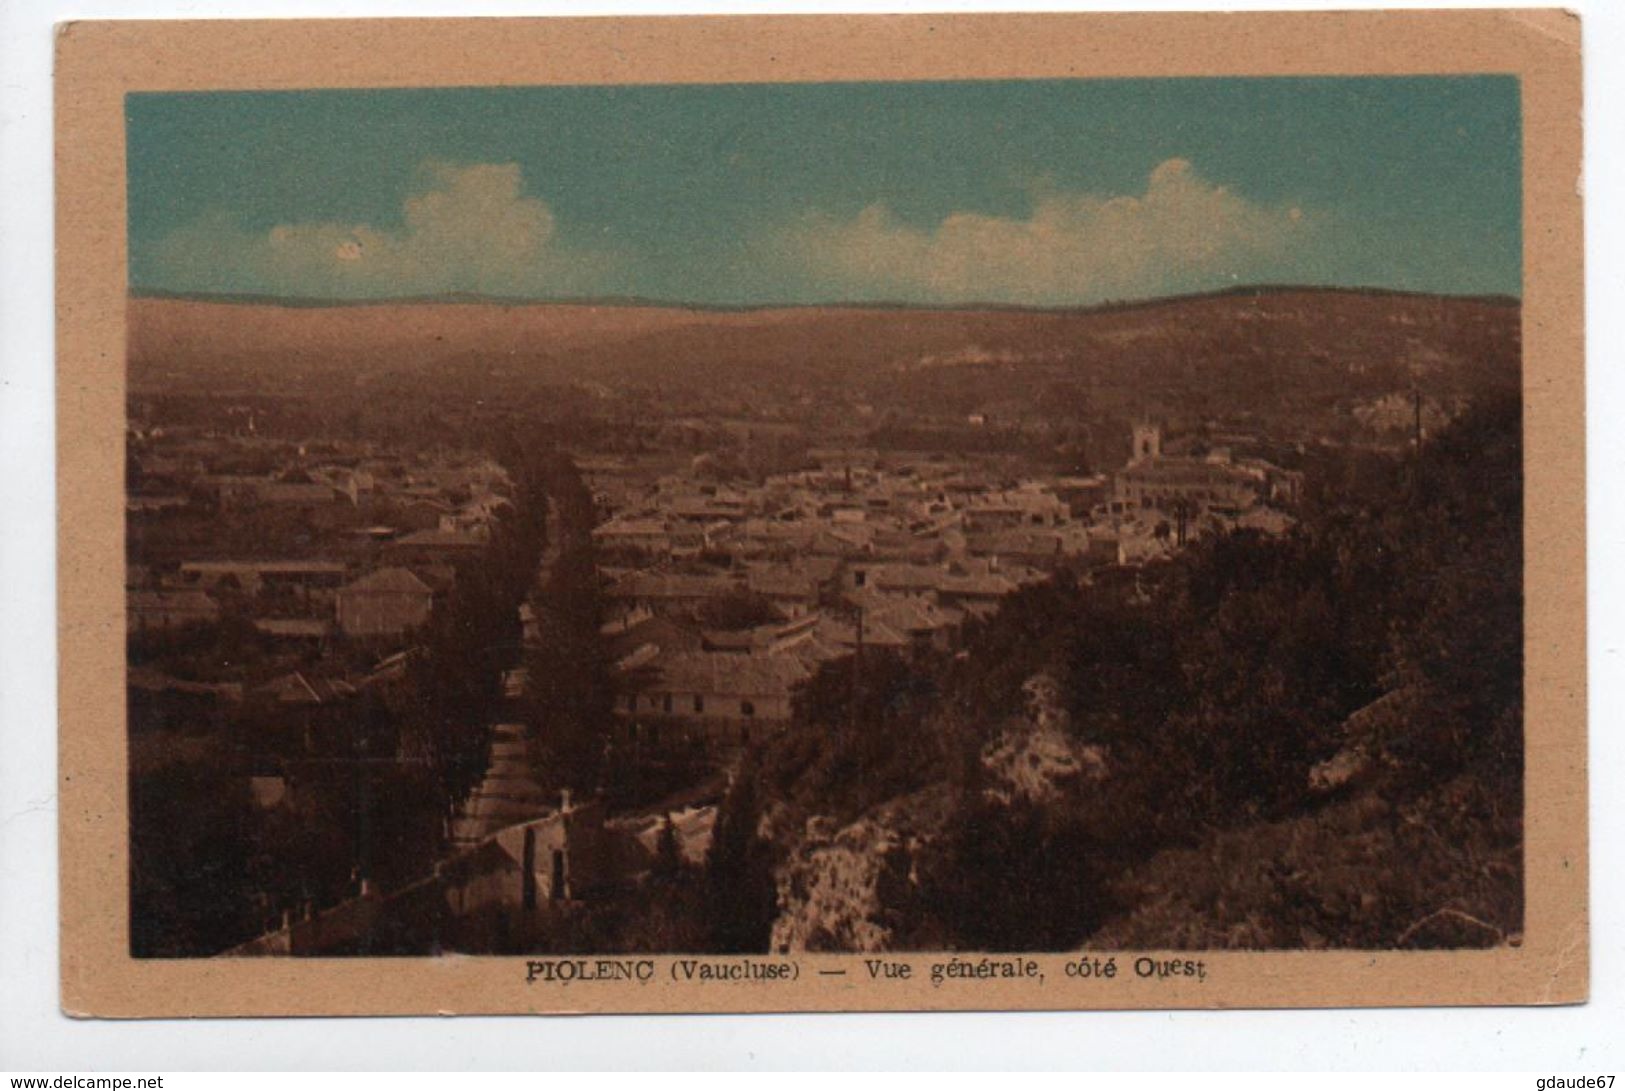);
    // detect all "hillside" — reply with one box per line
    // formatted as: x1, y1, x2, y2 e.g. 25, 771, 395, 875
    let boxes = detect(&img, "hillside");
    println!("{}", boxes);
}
127, 289, 1519, 423
703, 394, 1525, 954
